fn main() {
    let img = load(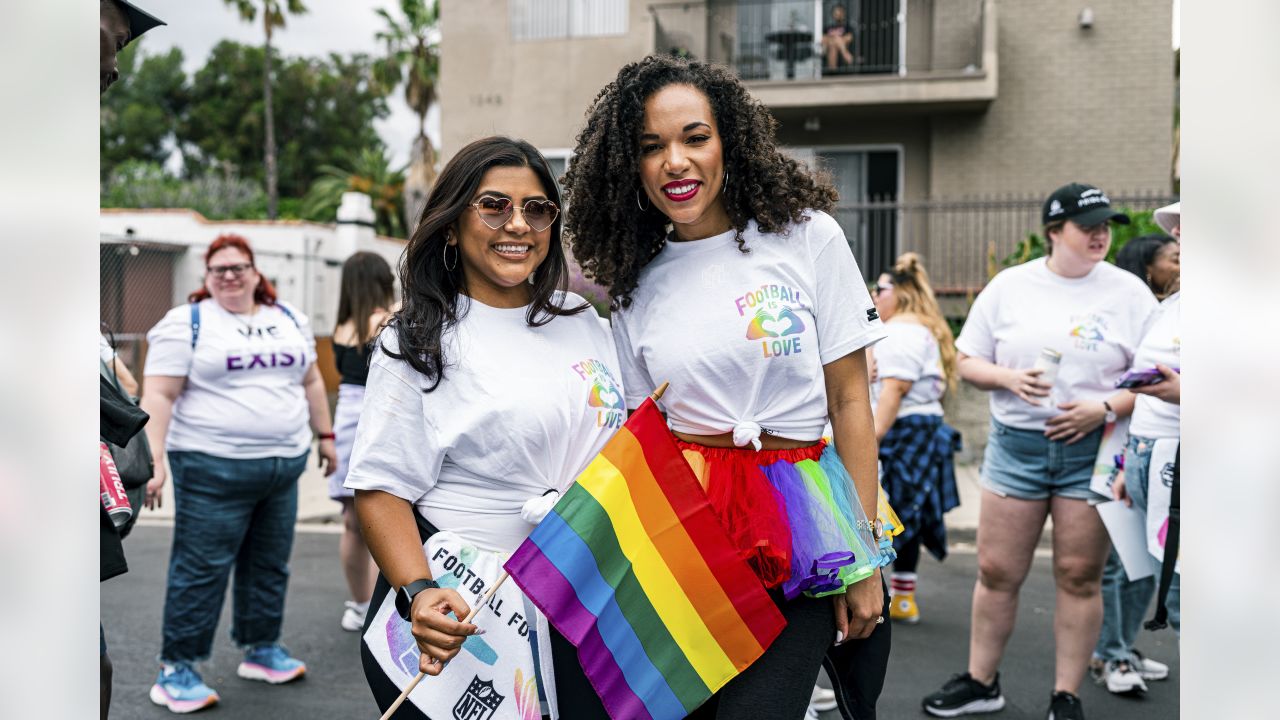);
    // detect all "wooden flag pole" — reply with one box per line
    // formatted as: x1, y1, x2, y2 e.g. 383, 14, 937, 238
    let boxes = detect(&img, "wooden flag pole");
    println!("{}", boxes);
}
378, 572, 510, 720
379, 381, 668, 719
